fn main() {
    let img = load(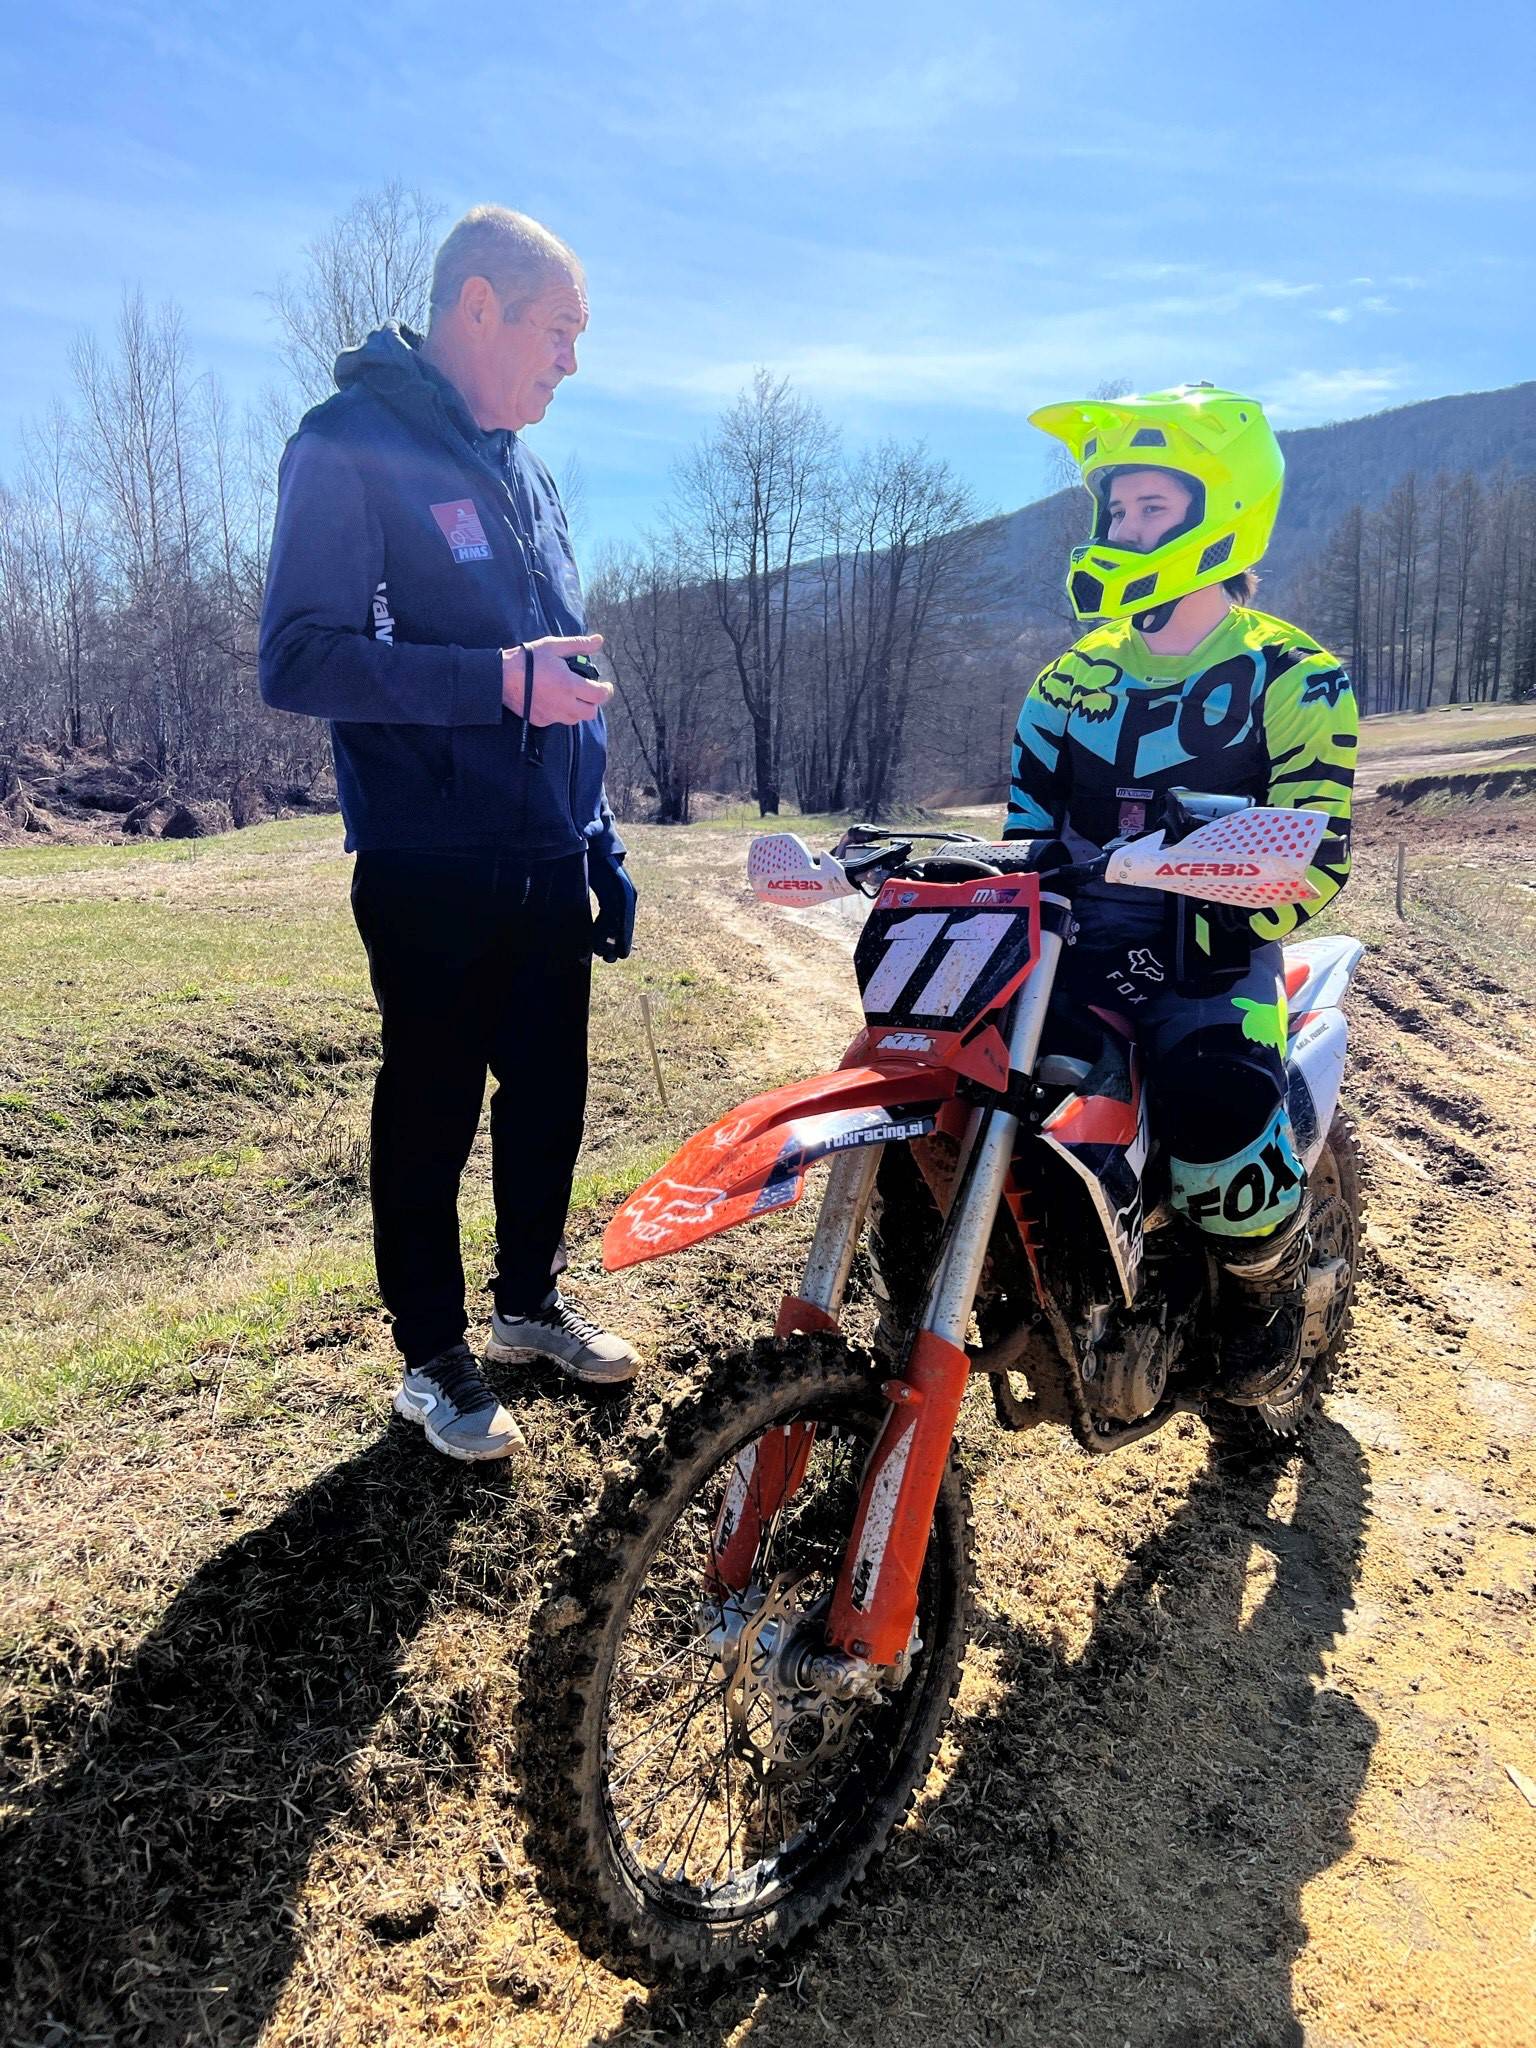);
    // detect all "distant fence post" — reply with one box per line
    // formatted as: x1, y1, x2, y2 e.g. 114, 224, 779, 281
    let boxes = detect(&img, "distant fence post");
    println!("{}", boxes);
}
638, 990, 671, 1115
1395, 841, 1407, 919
